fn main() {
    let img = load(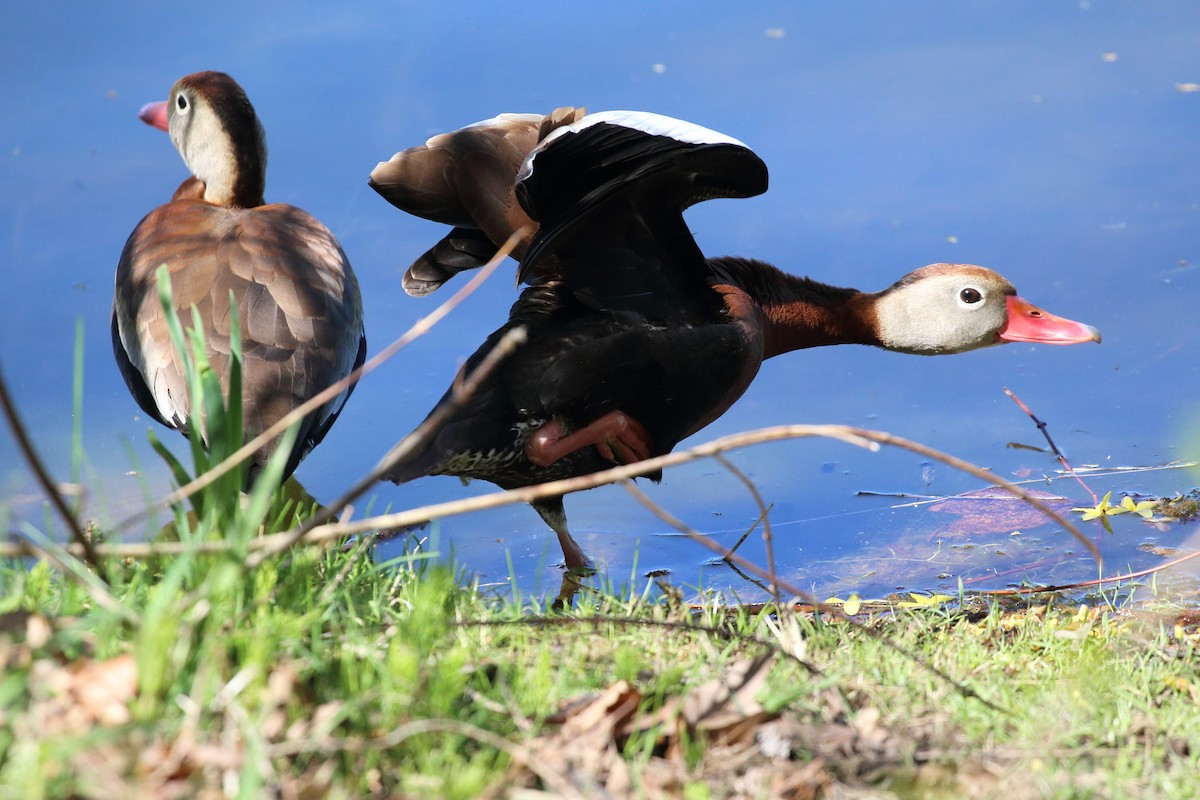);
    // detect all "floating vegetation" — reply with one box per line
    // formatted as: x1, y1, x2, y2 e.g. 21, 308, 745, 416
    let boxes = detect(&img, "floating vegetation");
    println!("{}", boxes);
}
1154, 489, 1200, 522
